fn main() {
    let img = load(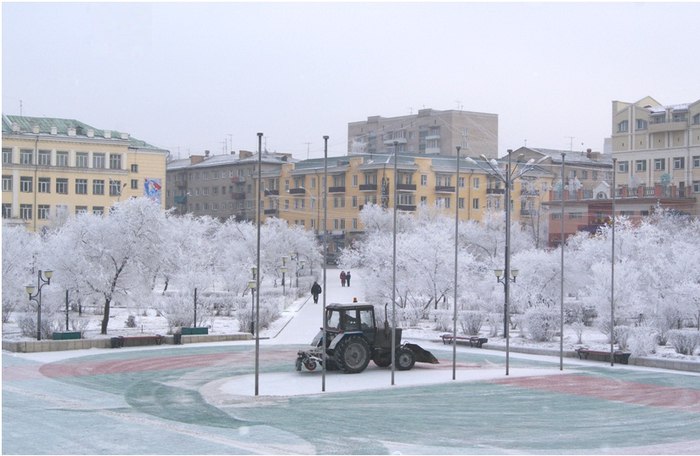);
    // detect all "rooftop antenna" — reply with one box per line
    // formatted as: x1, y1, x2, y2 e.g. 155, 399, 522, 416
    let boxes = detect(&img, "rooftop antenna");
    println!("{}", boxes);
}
20, 100, 23, 116
455, 100, 463, 110
566, 136, 575, 152
304, 142, 311, 160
